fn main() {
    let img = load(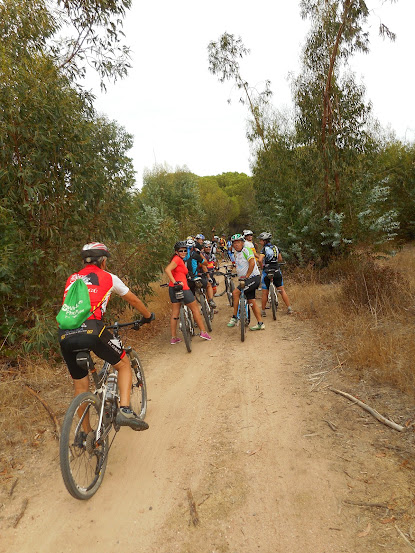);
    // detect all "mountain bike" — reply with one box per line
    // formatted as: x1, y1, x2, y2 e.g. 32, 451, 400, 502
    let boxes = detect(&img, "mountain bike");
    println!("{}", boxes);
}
265, 263, 285, 321
215, 264, 236, 307
59, 319, 148, 500
267, 268, 279, 321
160, 283, 195, 352
237, 278, 251, 342
193, 277, 213, 332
